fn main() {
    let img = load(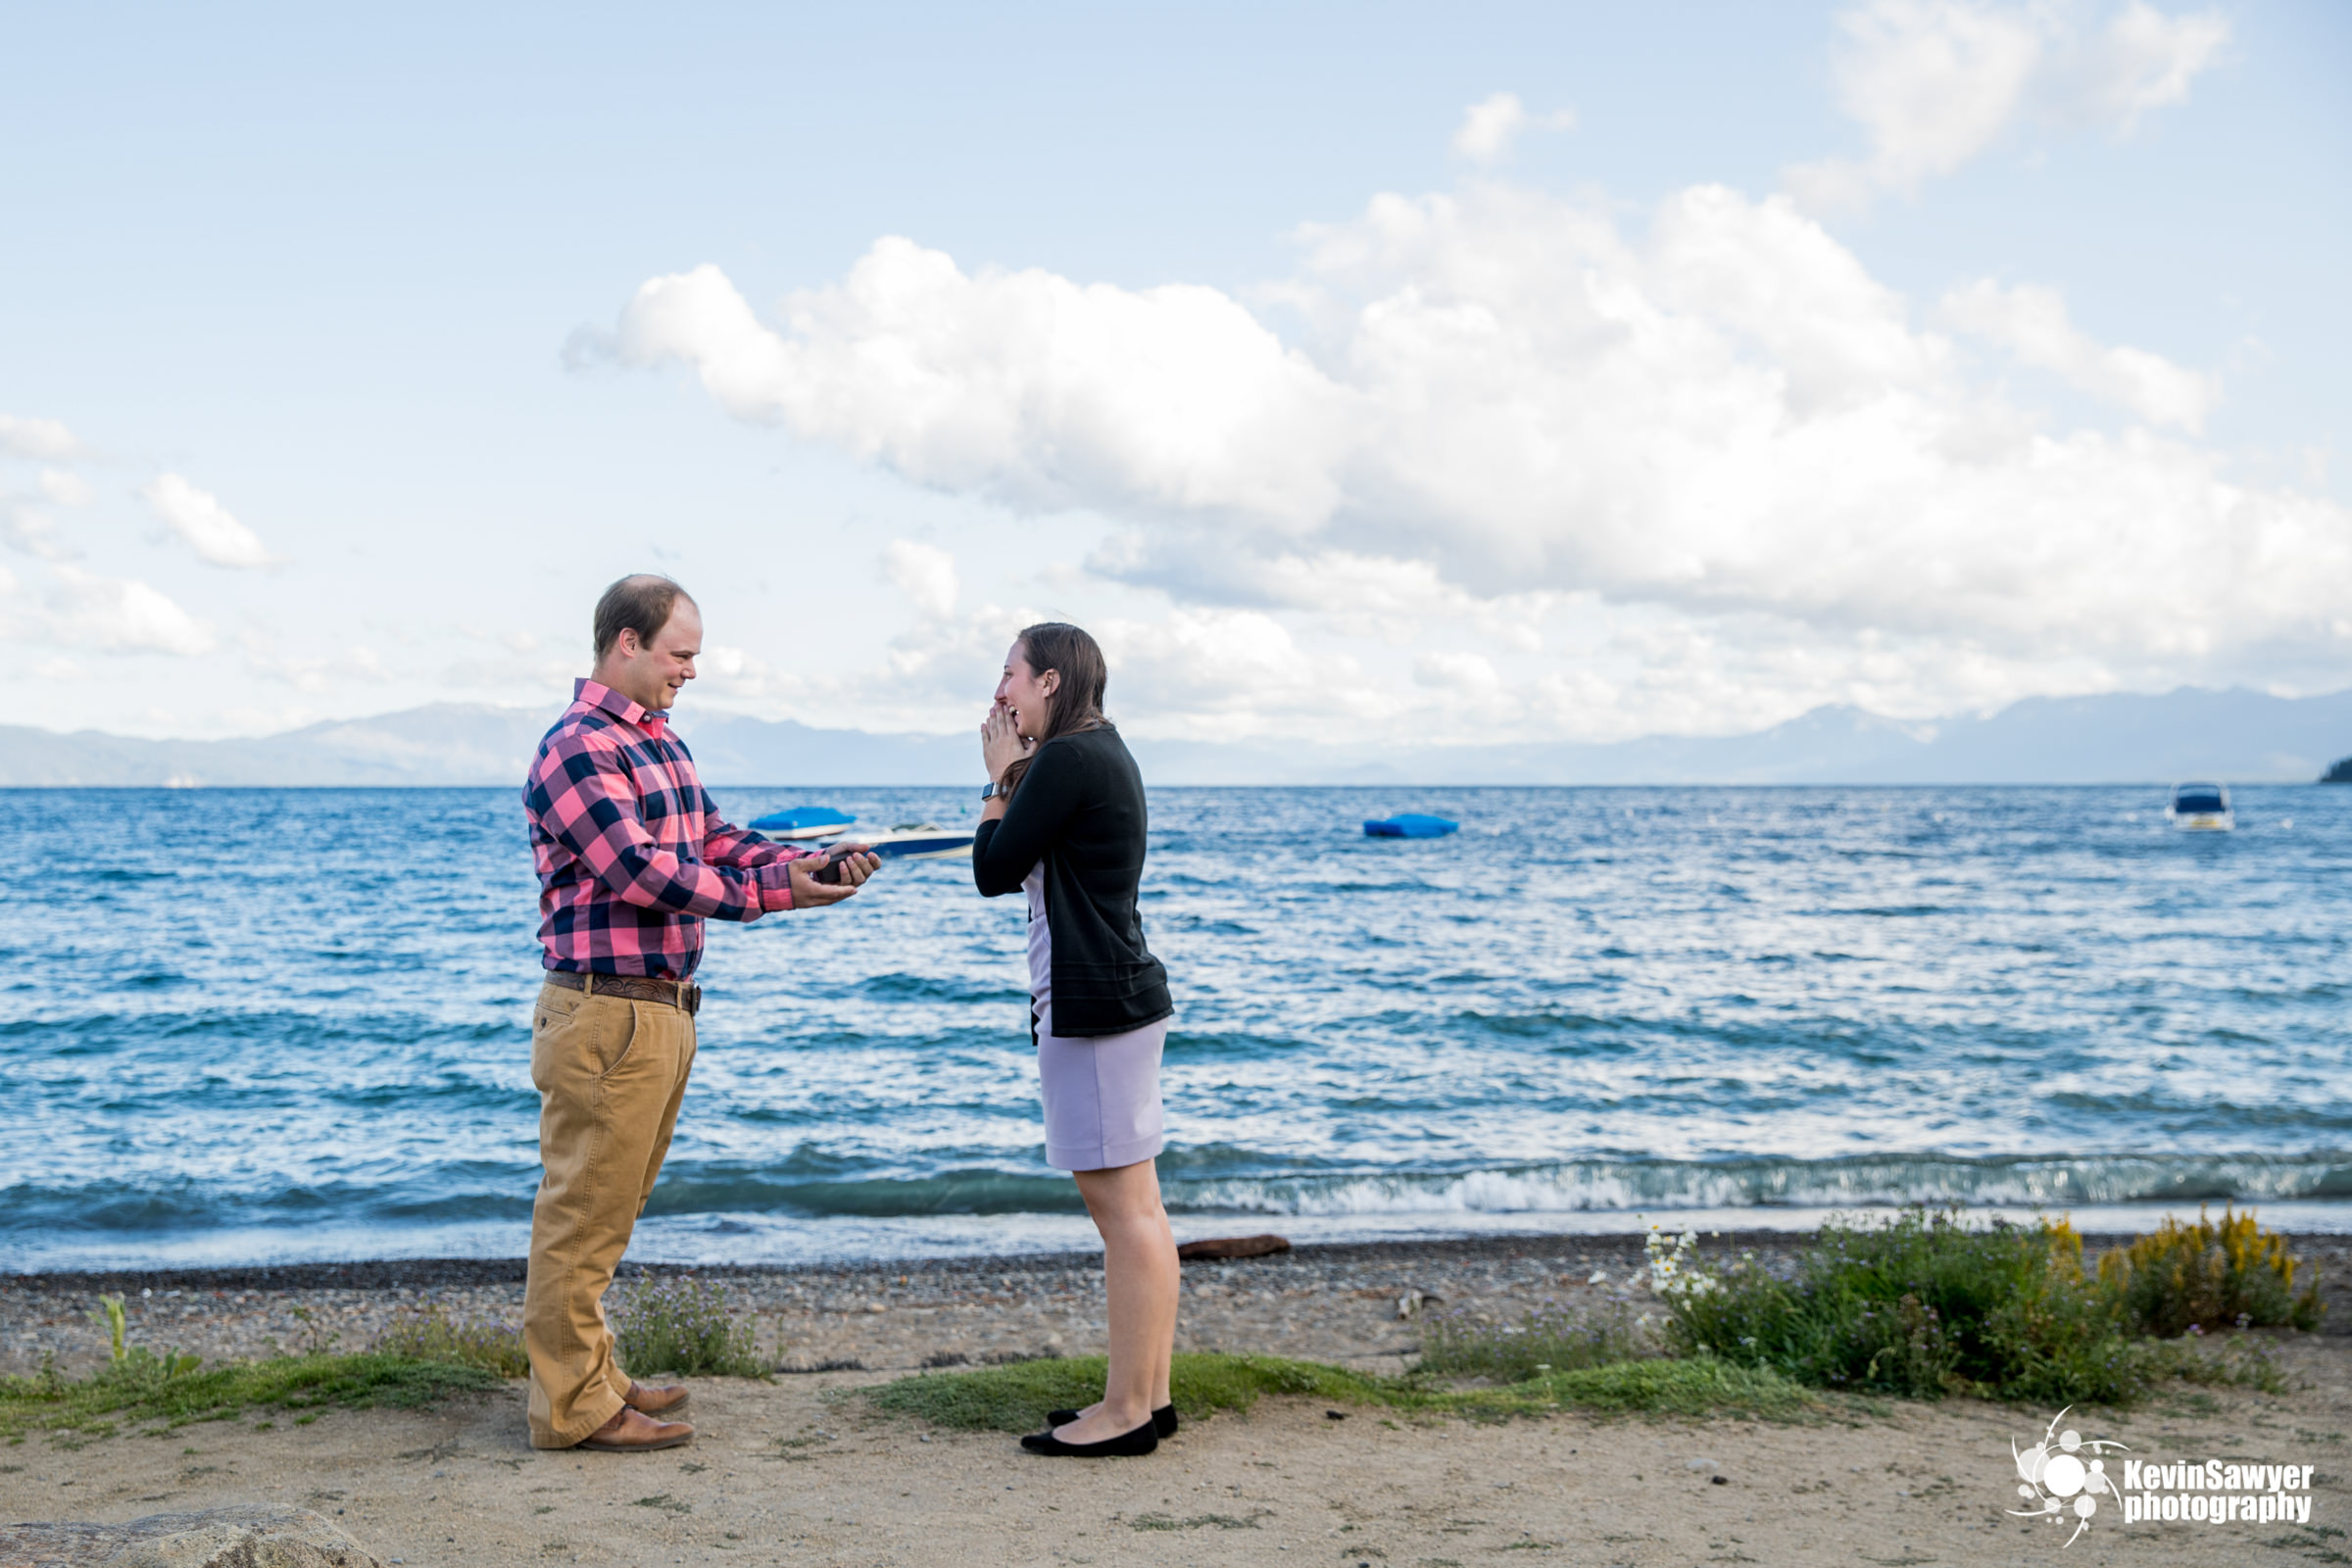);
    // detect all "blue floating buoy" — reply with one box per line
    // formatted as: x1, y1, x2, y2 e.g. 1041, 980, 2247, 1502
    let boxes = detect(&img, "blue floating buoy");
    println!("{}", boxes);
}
1364, 813, 1459, 839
